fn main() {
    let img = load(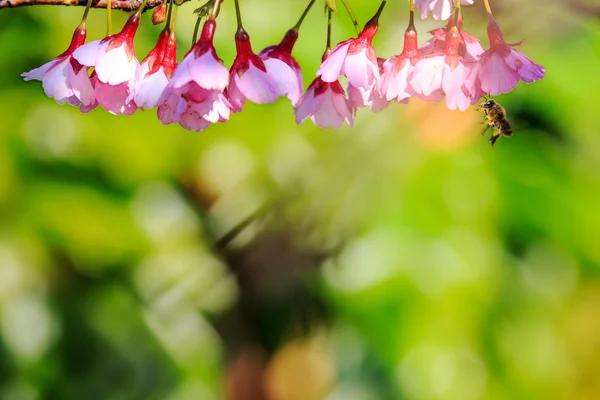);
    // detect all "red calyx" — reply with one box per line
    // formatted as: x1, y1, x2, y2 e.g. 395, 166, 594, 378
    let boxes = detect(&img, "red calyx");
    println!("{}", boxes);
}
231, 29, 267, 76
